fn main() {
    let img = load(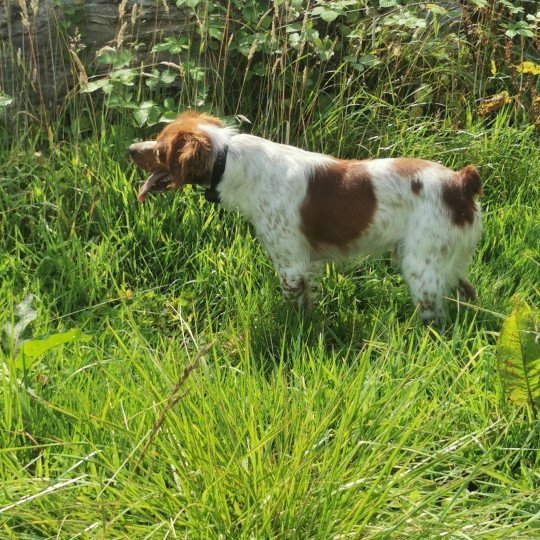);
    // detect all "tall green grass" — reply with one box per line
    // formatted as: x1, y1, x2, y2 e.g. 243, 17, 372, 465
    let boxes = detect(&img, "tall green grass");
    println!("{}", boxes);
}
1, 110, 539, 537
1, 1, 539, 537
